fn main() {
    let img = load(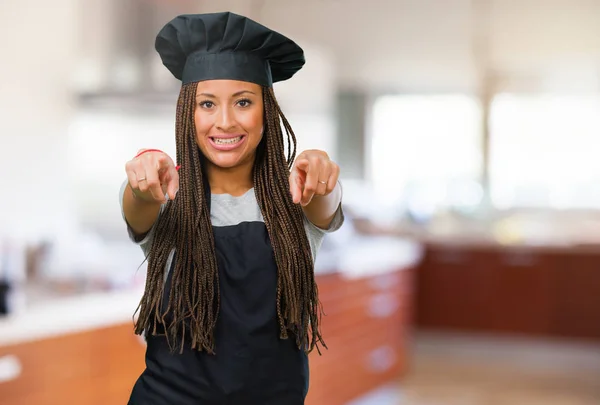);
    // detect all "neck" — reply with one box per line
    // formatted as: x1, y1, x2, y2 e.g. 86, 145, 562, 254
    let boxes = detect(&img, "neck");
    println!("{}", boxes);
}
206, 157, 254, 196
